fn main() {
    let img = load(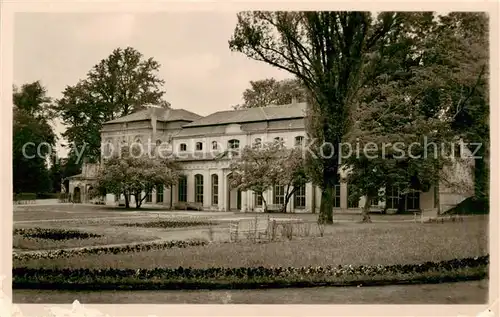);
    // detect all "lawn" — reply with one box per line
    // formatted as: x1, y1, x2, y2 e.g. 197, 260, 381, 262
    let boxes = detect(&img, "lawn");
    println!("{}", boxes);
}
14, 216, 488, 269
